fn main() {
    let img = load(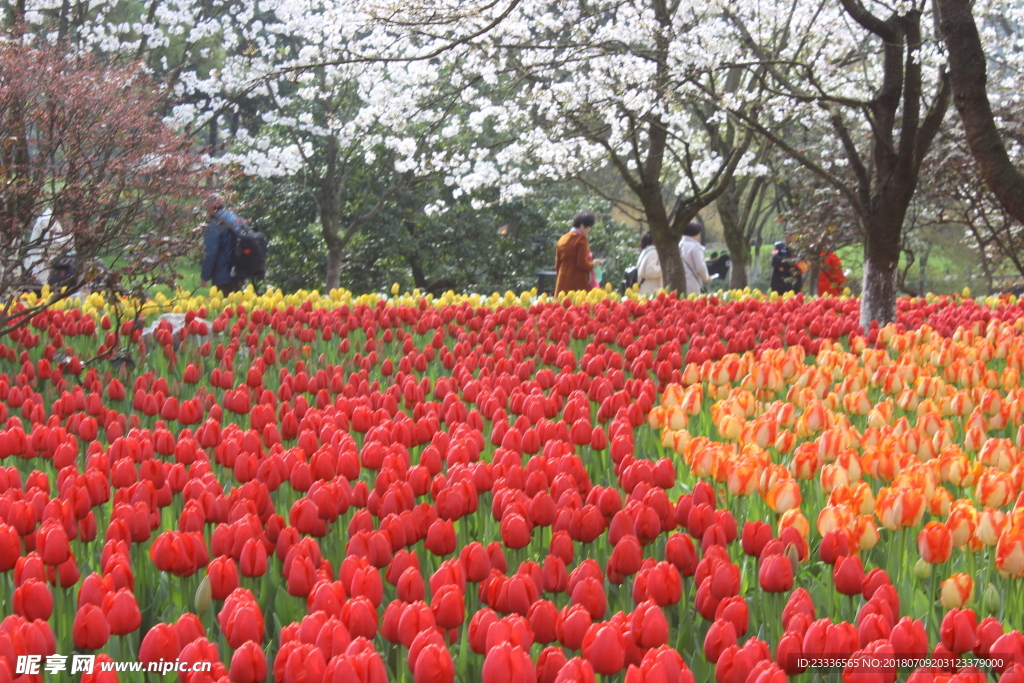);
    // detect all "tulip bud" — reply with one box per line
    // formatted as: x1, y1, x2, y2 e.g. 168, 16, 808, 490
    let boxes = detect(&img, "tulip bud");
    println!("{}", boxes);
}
785, 543, 800, 575
913, 558, 932, 579
983, 583, 1001, 615
195, 575, 212, 613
